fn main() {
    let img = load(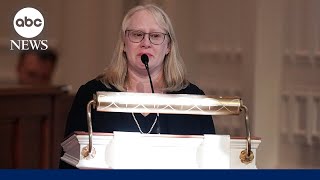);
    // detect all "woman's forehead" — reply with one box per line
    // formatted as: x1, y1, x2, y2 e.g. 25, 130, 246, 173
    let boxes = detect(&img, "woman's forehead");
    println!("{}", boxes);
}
126, 10, 165, 31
